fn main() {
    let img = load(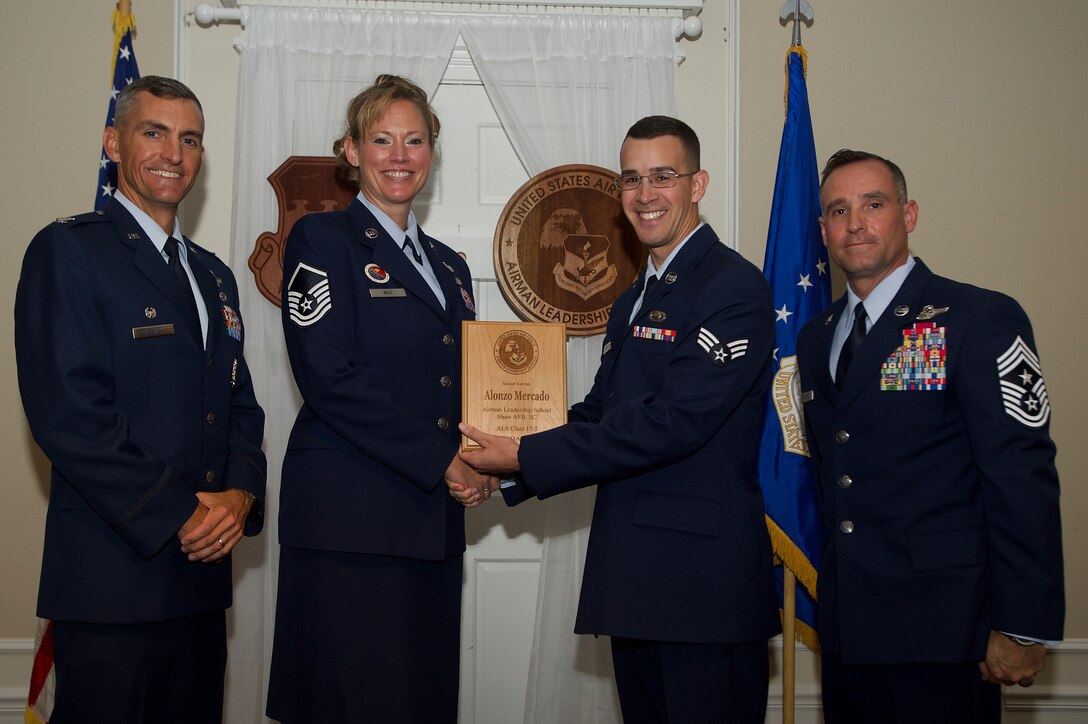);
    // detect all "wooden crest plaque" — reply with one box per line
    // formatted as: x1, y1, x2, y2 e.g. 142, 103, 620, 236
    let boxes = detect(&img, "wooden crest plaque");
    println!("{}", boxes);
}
494, 164, 643, 336
249, 156, 357, 306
